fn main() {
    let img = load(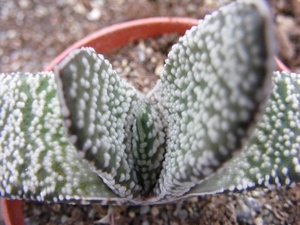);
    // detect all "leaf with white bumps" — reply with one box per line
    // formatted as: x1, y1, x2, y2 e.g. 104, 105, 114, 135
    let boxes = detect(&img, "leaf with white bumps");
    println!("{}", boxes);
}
0, 72, 122, 203
188, 71, 300, 195
151, 0, 276, 199
132, 102, 165, 195
55, 48, 147, 198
